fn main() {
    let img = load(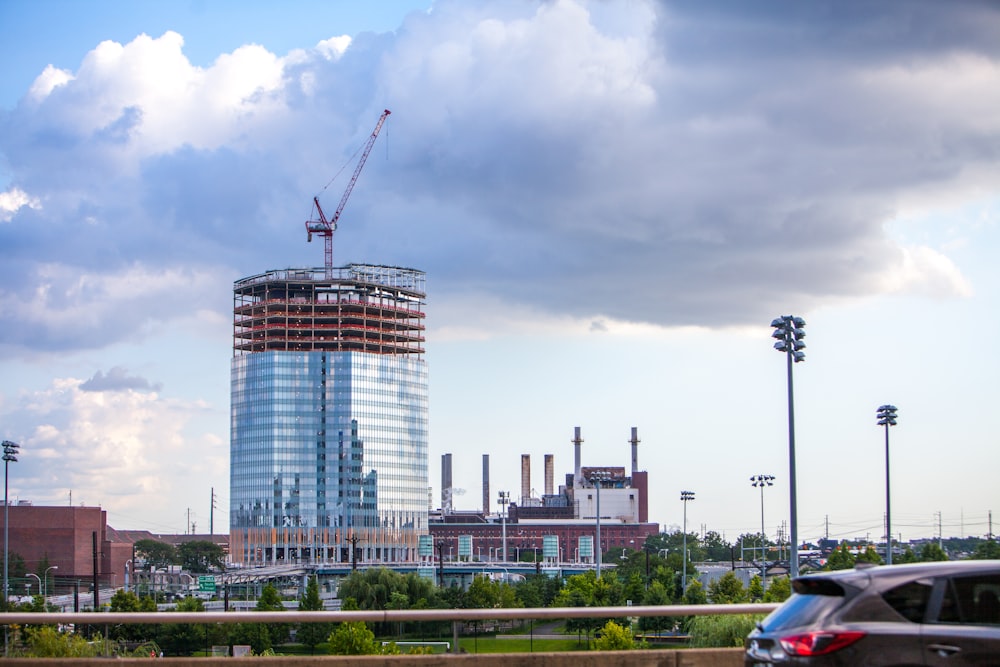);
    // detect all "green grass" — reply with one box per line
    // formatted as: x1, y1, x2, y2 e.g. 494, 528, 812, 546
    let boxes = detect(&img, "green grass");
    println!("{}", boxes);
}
457, 636, 591, 653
